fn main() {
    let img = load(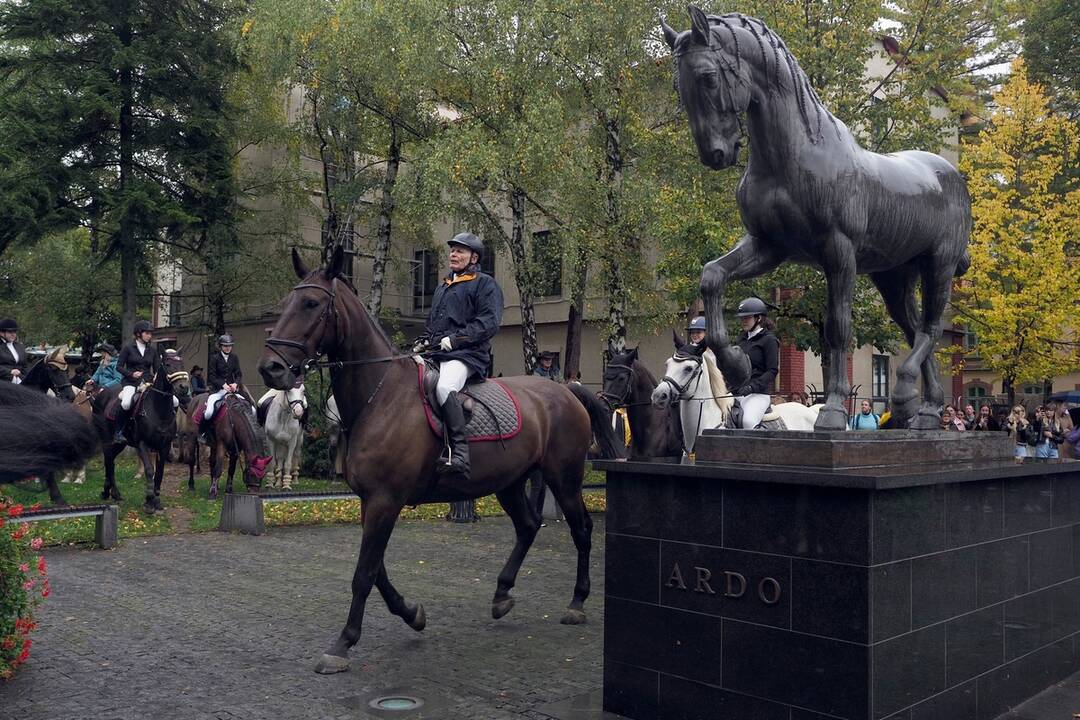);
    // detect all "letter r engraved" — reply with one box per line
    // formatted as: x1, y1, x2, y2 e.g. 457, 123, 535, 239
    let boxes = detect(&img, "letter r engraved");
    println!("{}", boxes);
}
724, 571, 747, 598
694, 566, 716, 594
666, 562, 687, 590
758, 577, 782, 605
